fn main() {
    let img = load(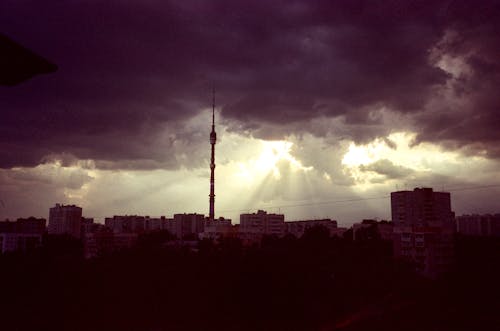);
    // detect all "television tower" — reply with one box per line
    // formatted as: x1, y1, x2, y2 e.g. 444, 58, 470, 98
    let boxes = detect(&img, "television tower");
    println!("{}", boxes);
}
209, 89, 217, 221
